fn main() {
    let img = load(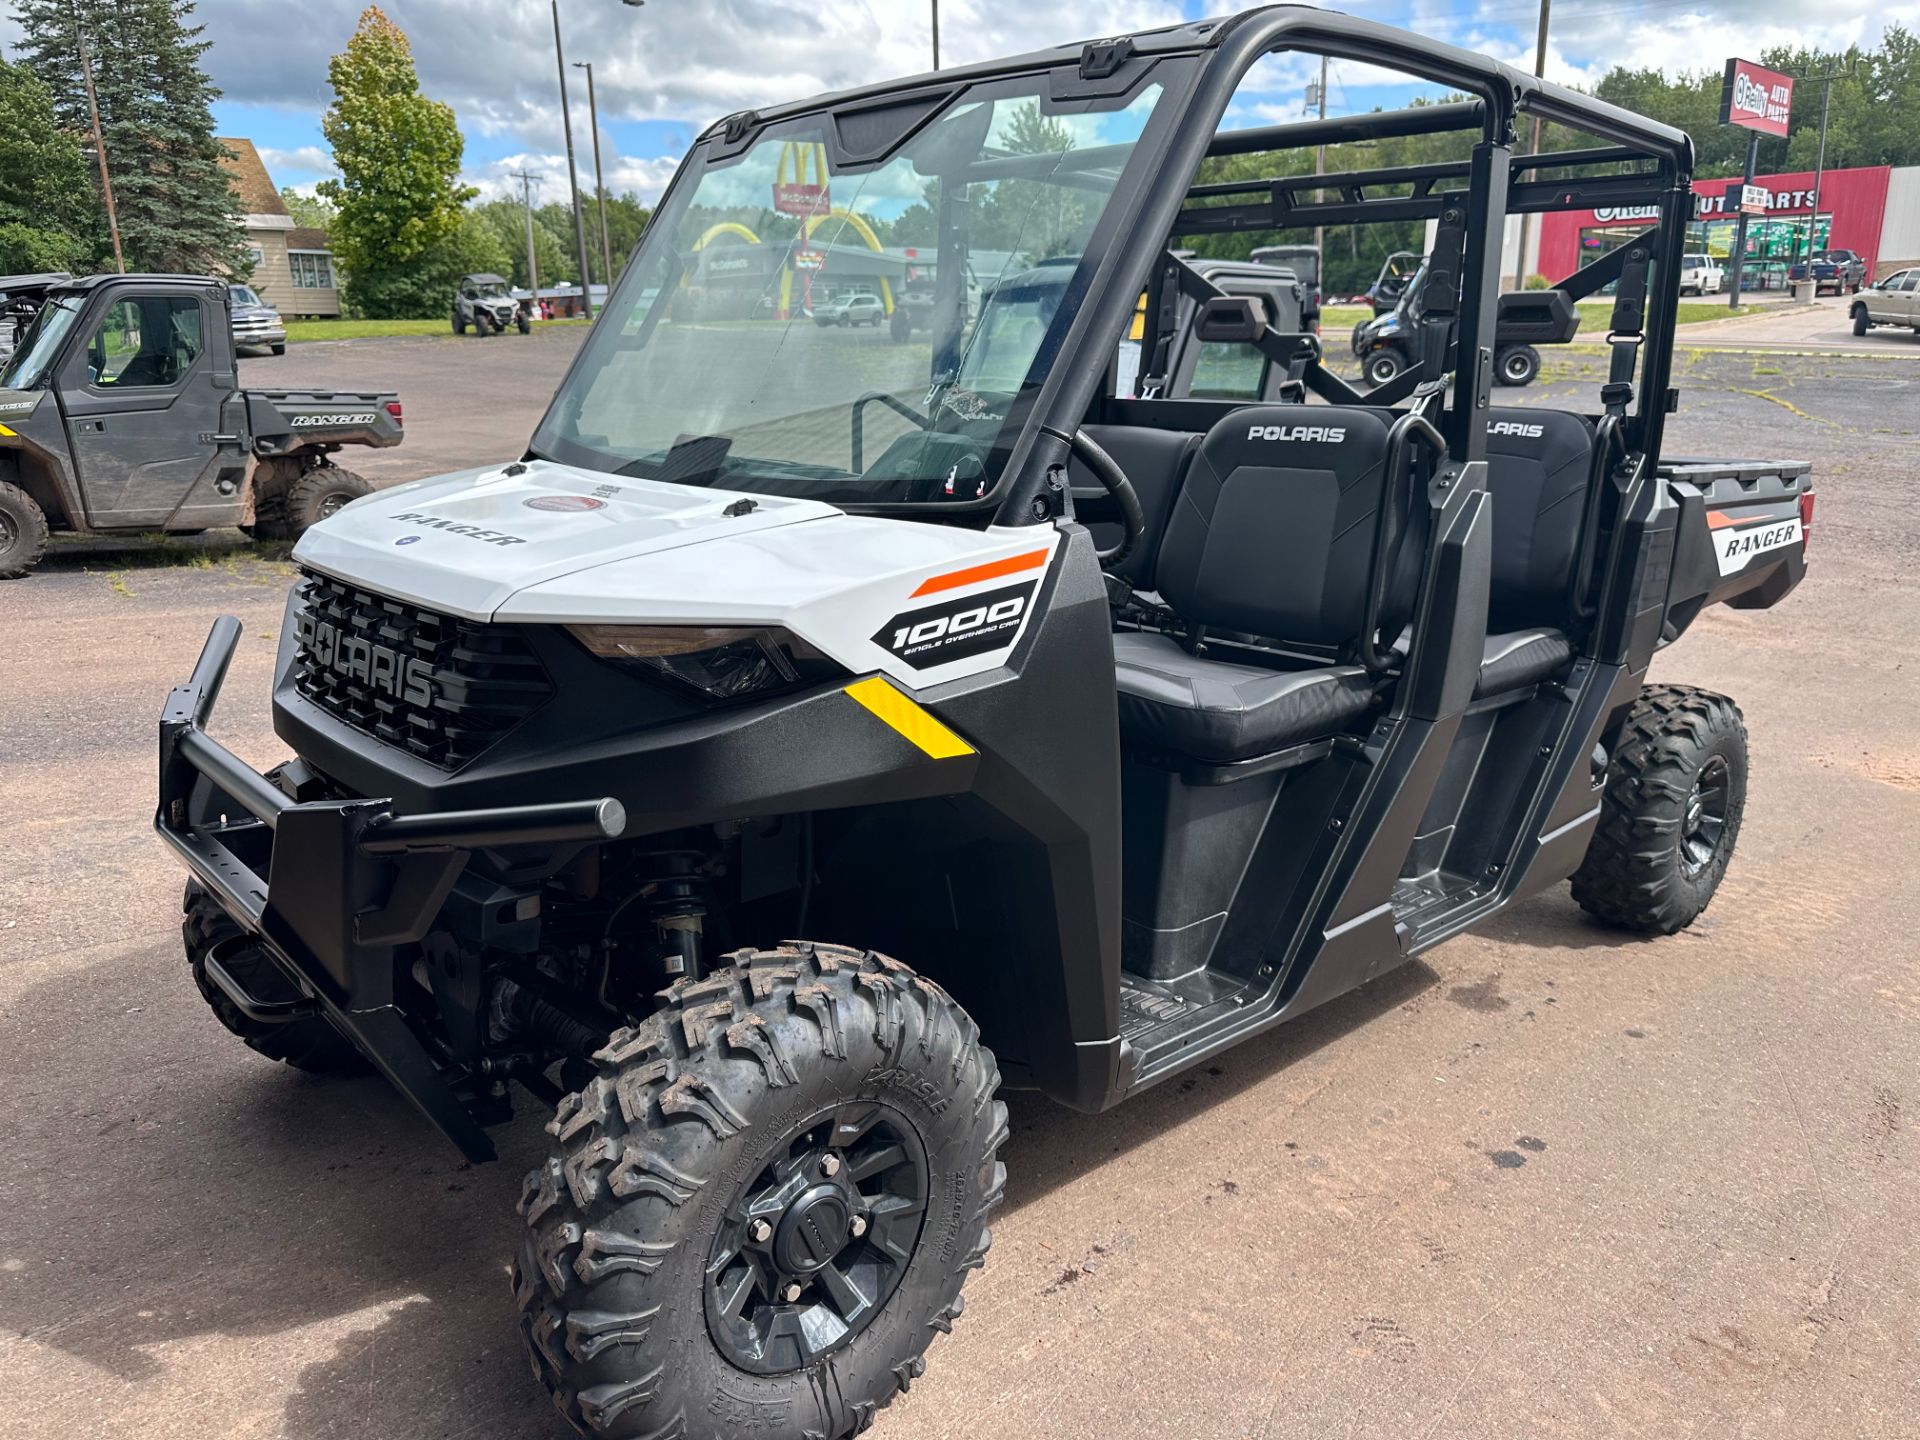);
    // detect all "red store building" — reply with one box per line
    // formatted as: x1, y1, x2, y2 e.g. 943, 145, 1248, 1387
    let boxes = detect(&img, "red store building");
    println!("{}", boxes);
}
1533, 164, 1919, 289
